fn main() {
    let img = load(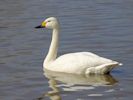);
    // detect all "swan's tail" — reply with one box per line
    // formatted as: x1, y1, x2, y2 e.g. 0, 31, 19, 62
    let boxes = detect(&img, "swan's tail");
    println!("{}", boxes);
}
86, 62, 122, 74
